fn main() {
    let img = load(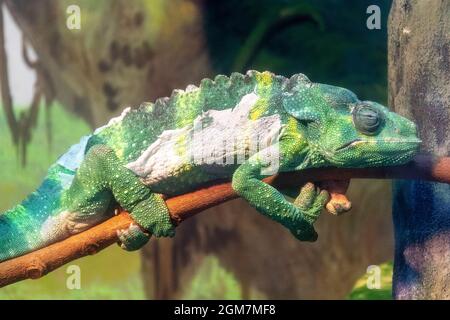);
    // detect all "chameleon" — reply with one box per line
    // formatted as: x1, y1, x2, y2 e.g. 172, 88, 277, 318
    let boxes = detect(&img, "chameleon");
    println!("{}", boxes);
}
0, 70, 421, 262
